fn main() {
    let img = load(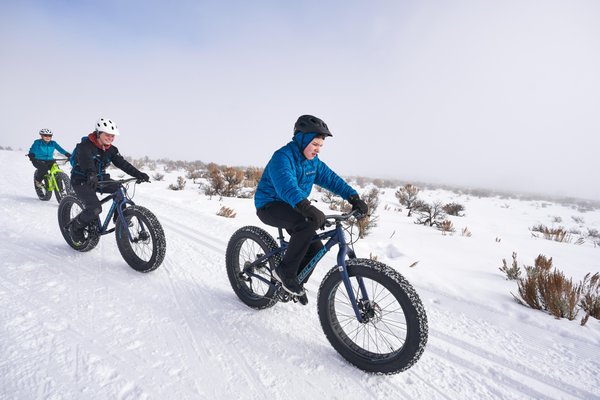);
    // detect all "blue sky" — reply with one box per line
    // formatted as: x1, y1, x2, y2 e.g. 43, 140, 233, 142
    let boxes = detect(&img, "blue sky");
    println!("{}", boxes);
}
1, 0, 600, 200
